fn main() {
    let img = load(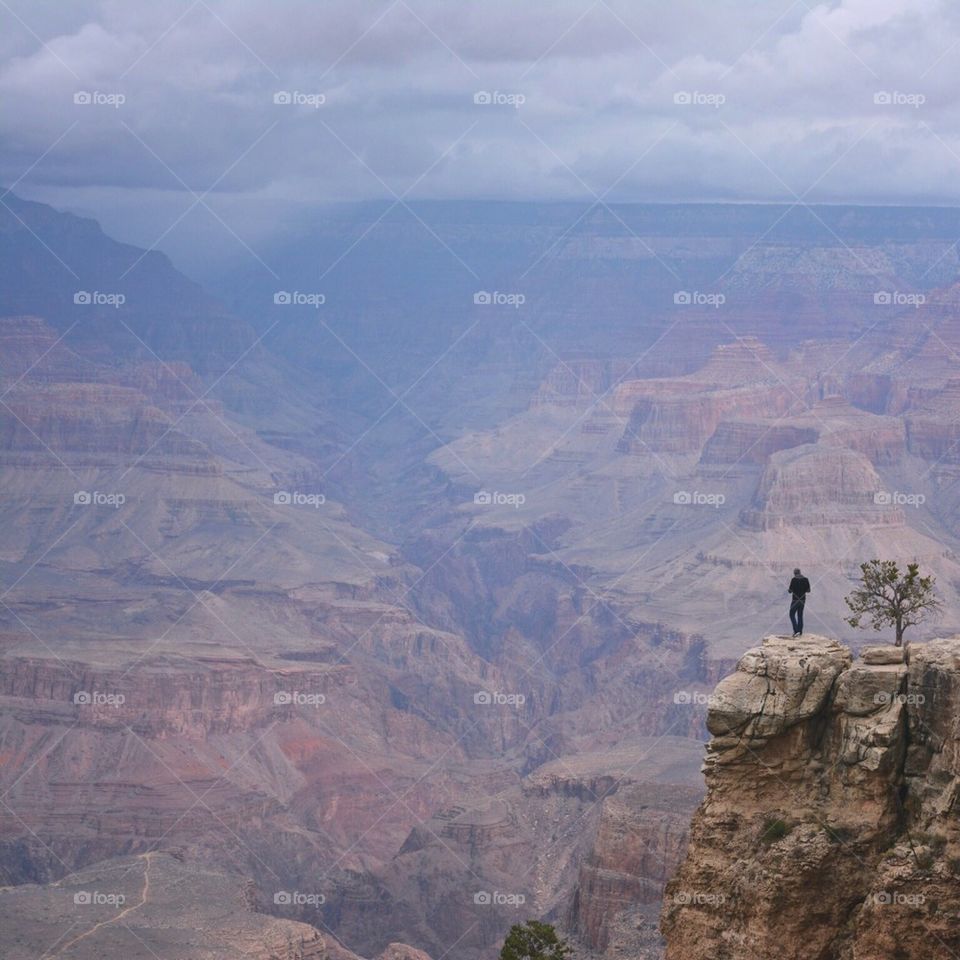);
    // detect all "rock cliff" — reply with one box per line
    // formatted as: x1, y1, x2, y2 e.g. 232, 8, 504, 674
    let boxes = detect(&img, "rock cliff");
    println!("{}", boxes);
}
566, 781, 702, 957
661, 634, 960, 960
